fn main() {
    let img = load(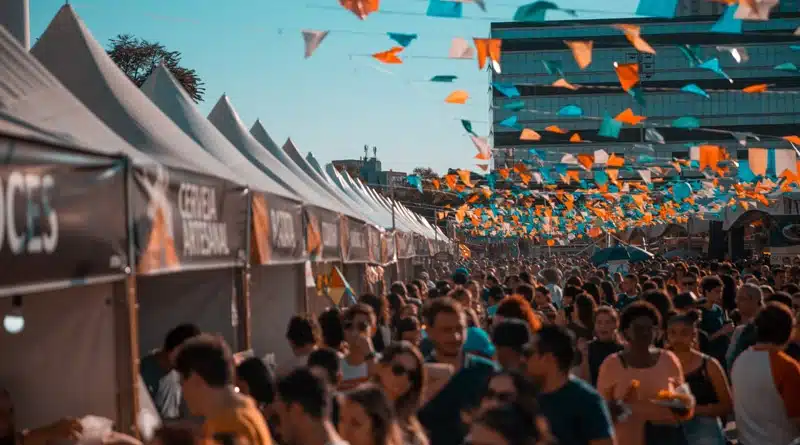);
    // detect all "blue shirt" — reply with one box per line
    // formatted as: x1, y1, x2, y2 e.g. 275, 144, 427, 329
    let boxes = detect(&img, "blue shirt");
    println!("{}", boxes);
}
537, 376, 615, 445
